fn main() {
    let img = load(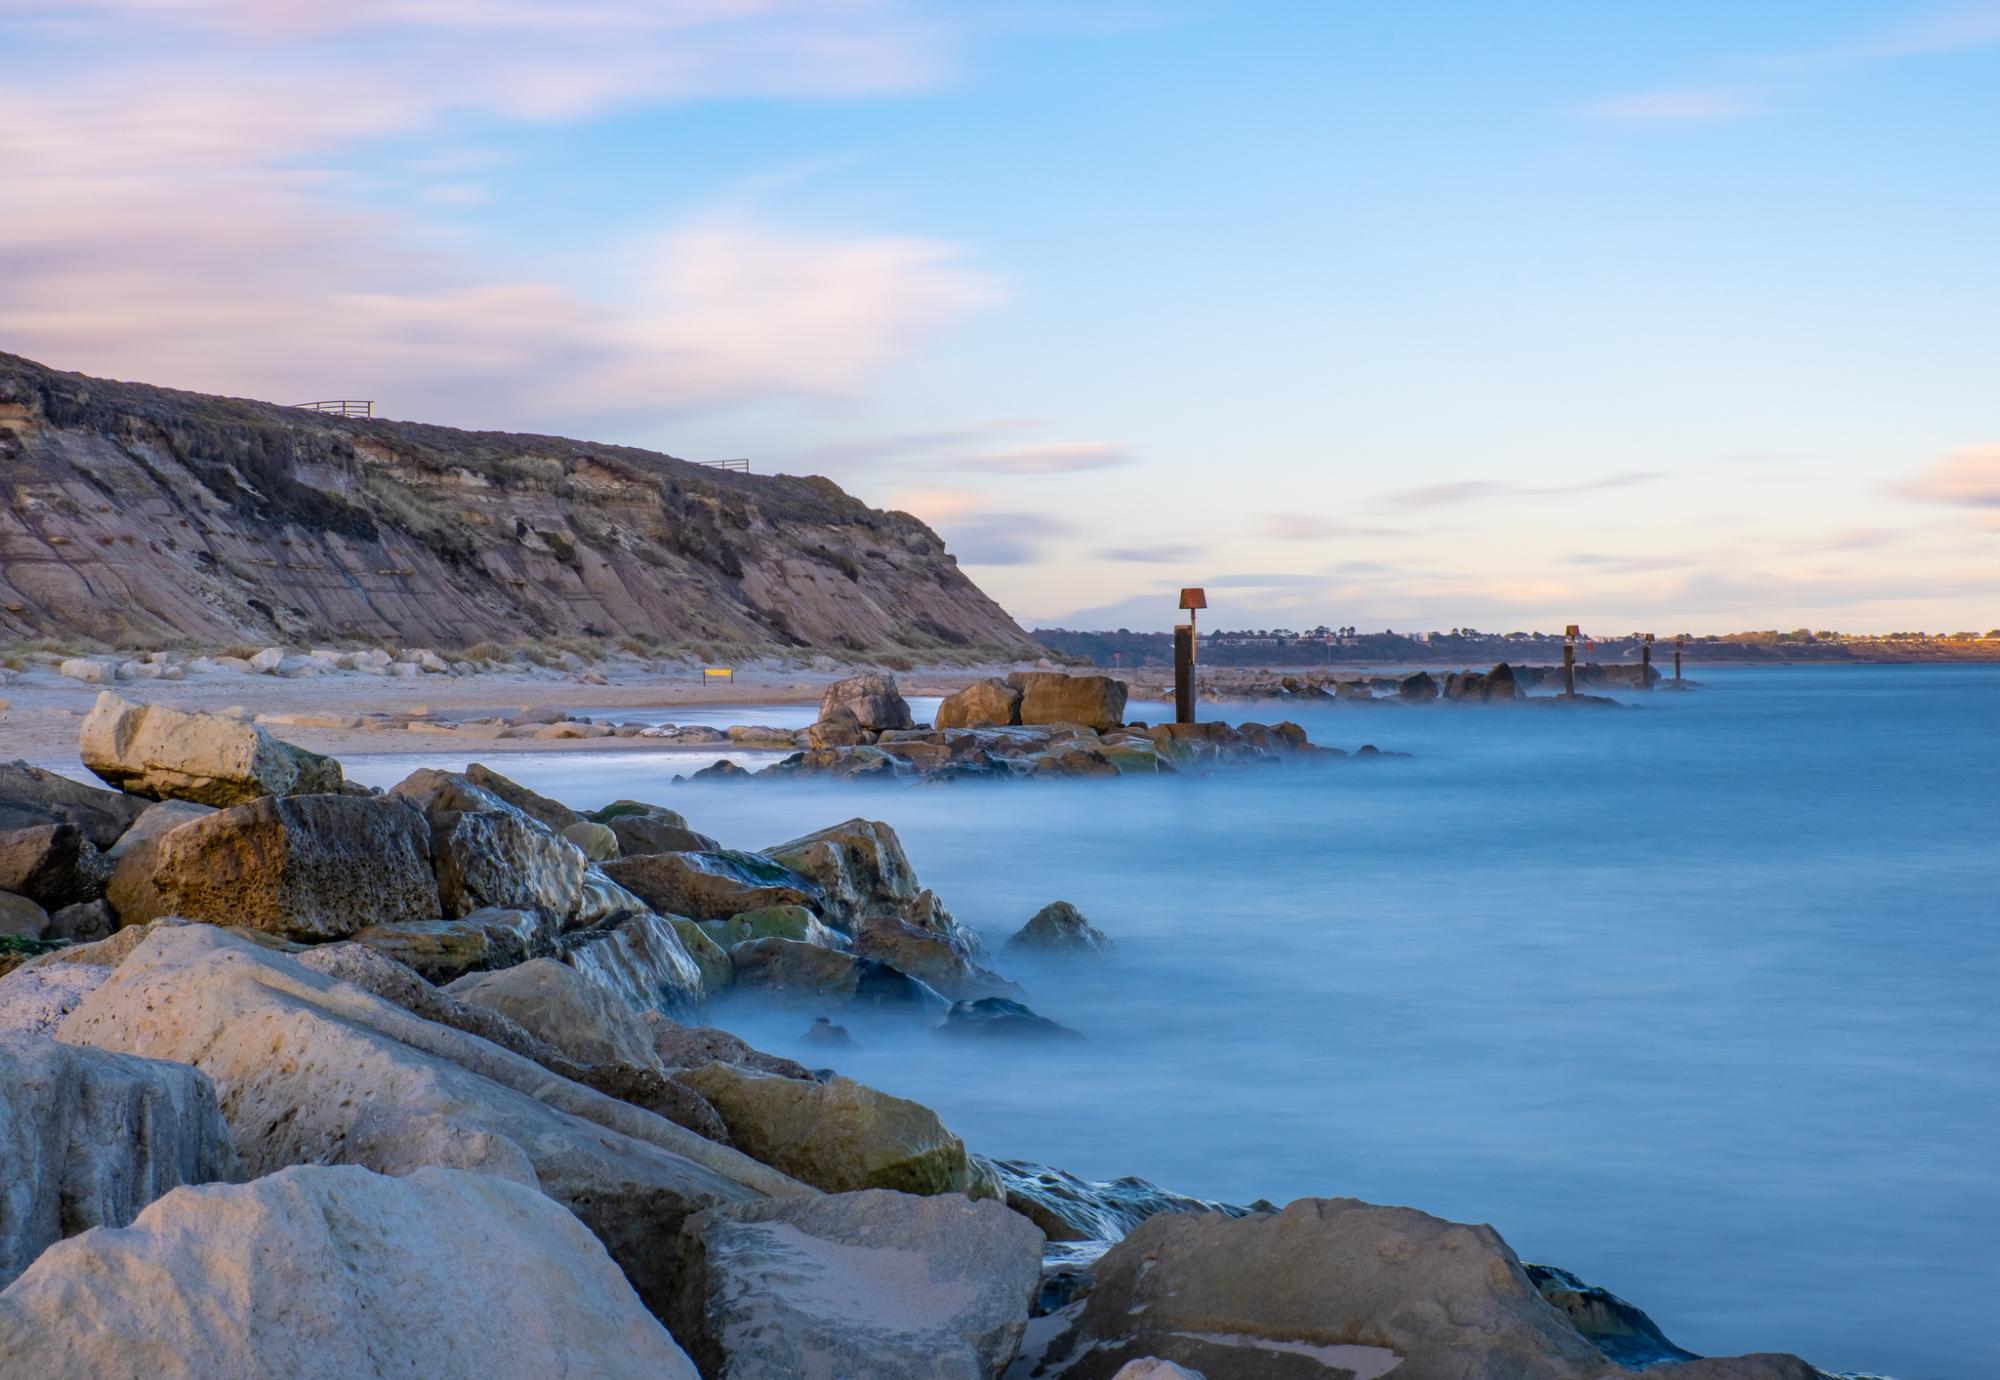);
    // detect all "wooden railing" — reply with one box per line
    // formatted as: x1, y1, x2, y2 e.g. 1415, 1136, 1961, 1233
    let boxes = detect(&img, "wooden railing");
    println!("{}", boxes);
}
703, 458, 751, 472
292, 400, 375, 417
